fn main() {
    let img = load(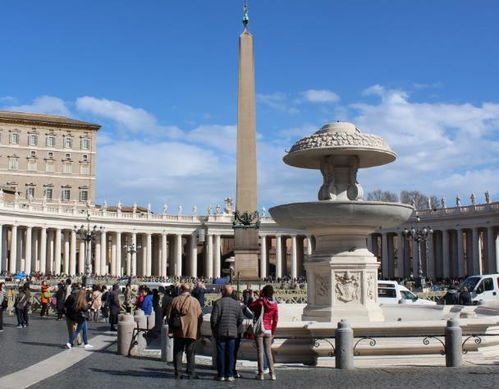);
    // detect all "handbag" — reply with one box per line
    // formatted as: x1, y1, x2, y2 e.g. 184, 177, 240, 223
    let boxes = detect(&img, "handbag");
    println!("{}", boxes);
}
252, 304, 265, 336
1, 297, 7, 309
